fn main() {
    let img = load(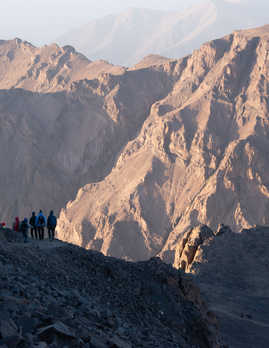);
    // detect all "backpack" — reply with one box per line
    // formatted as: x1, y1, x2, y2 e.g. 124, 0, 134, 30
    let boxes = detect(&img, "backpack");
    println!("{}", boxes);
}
38, 215, 45, 225
30, 216, 36, 226
48, 215, 57, 228
20, 221, 28, 232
